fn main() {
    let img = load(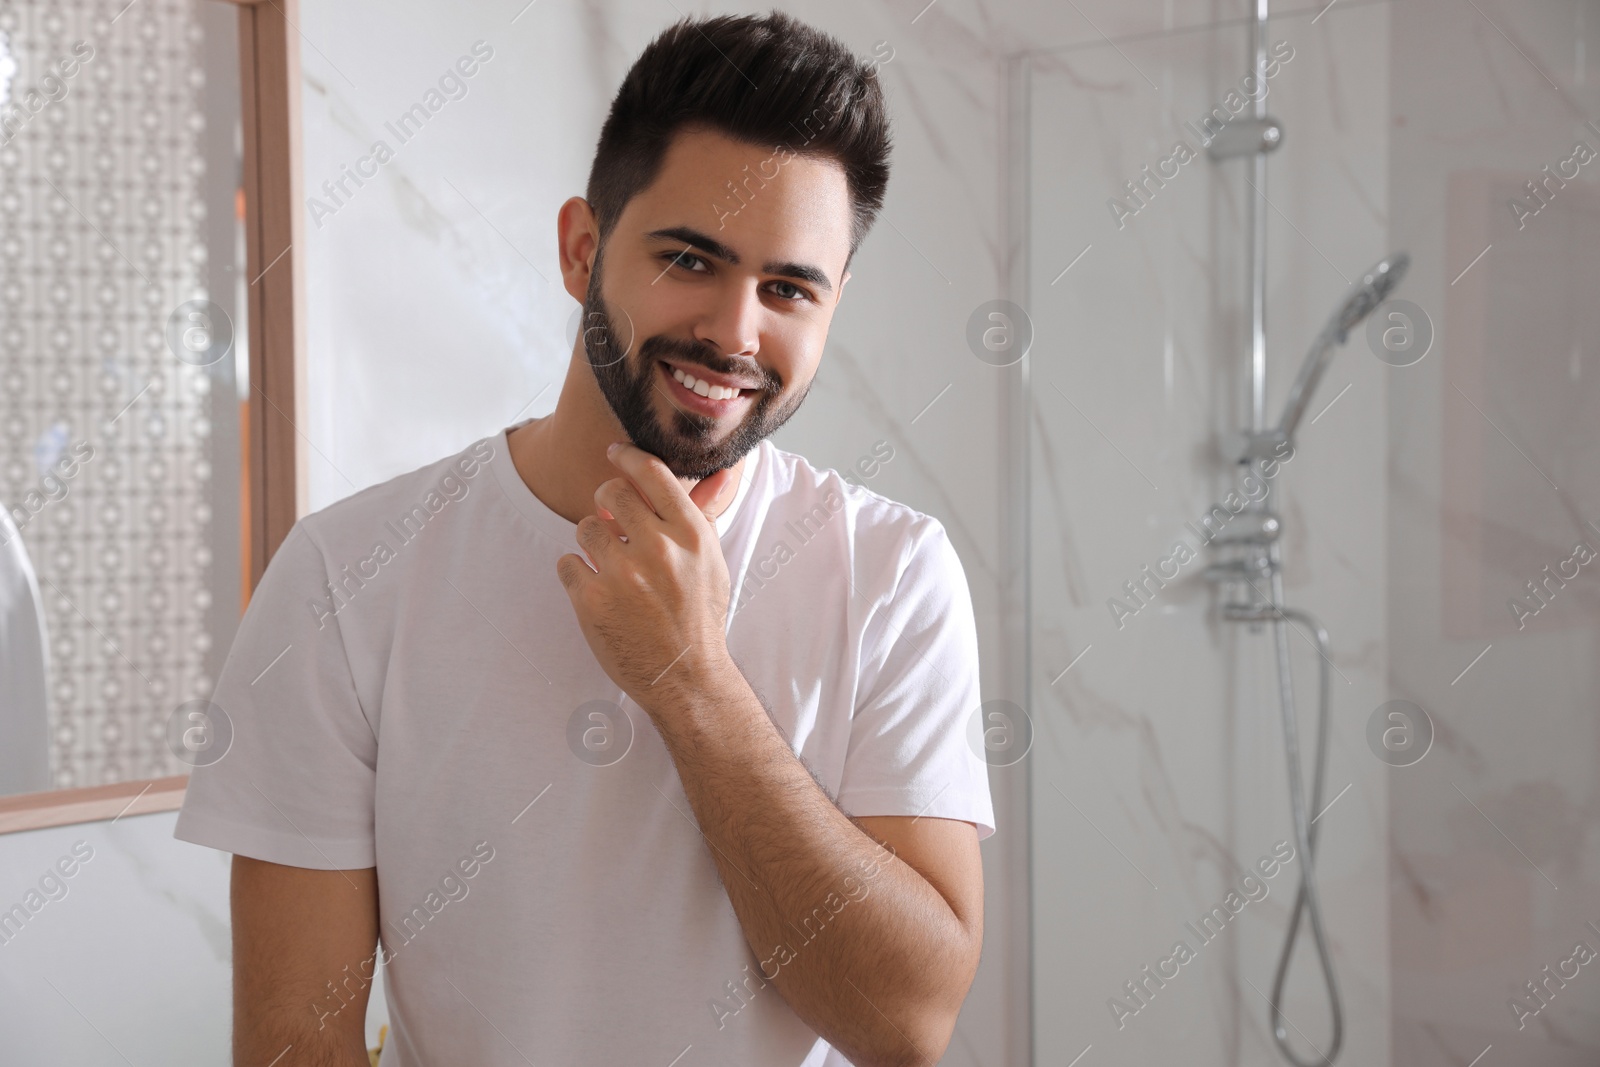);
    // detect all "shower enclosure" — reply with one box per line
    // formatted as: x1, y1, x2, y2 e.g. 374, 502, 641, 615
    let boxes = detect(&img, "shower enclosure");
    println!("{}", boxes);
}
1012, 1, 1600, 1065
